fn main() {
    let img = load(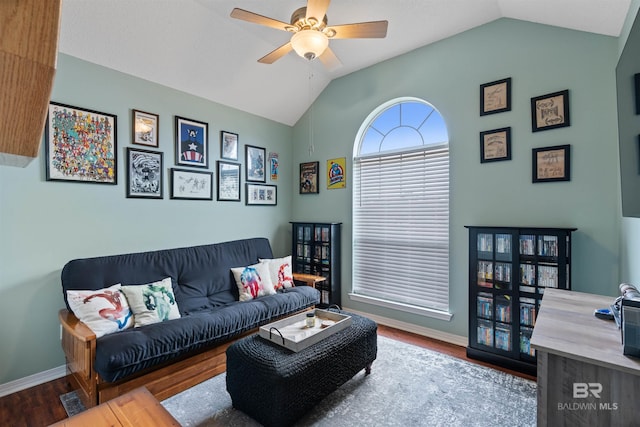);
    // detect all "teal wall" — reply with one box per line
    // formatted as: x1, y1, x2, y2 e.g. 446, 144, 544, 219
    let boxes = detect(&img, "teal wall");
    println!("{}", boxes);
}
292, 18, 621, 338
0, 54, 293, 384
